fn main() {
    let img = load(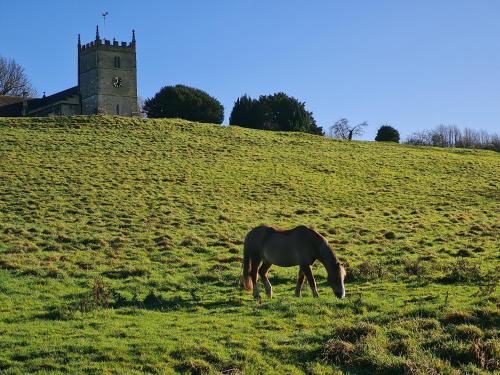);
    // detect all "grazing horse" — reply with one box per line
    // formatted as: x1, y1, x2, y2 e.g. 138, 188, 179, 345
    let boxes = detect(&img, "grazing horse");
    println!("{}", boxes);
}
242, 225, 346, 300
